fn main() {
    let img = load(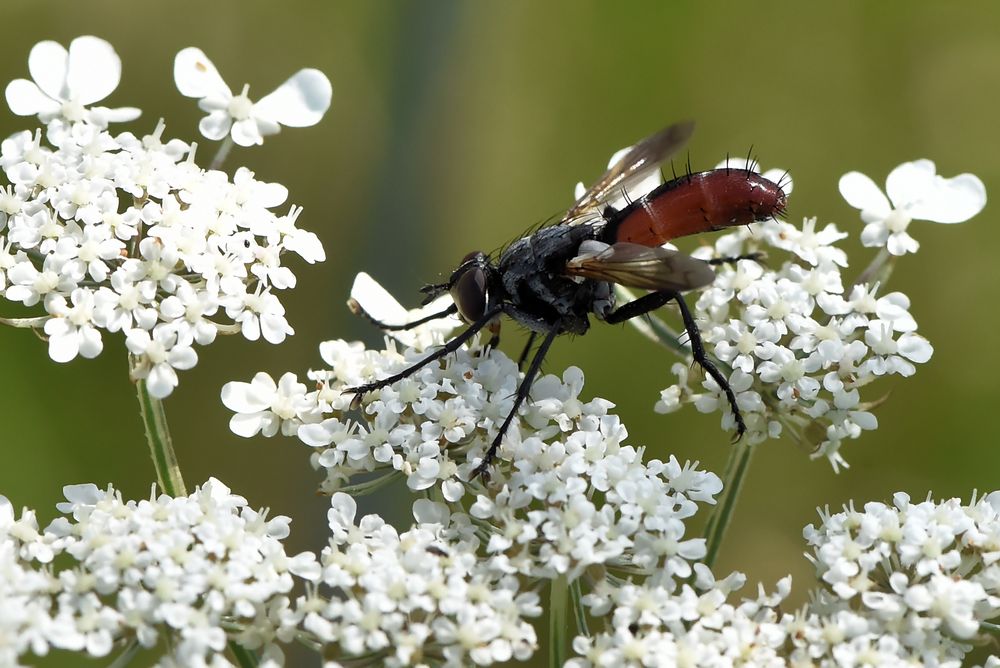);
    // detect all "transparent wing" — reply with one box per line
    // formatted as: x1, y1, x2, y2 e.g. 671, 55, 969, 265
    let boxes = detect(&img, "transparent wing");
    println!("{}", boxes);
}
562, 120, 695, 225
565, 241, 715, 292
